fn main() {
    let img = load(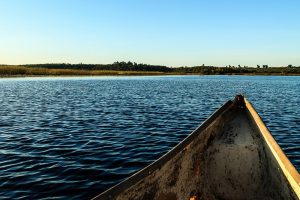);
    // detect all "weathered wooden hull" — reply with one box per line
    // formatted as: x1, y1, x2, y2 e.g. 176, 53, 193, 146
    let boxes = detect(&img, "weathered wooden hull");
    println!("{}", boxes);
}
93, 95, 300, 200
